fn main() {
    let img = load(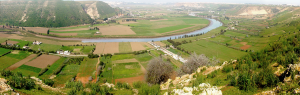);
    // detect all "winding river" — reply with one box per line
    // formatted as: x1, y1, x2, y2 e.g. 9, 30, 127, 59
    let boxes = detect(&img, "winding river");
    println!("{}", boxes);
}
81, 18, 222, 42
